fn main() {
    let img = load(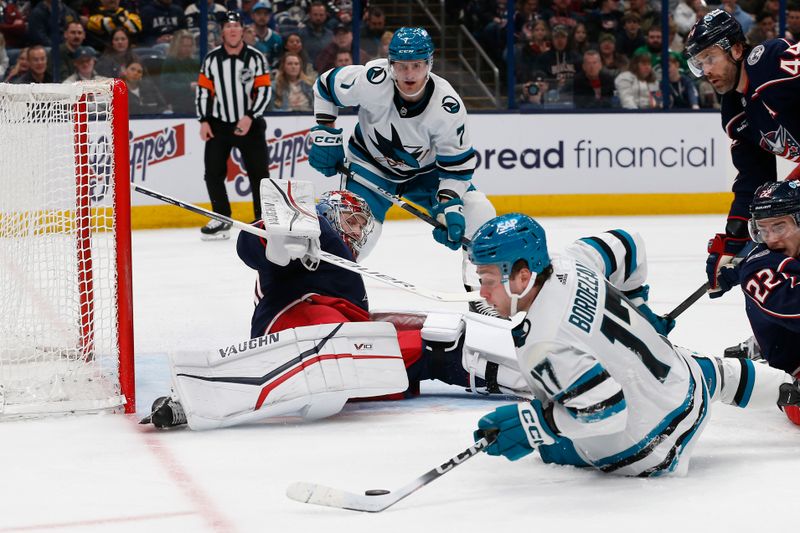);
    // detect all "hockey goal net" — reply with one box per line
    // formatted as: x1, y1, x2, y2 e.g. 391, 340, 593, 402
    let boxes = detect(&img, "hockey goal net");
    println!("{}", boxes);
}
0, 80, 134, 418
